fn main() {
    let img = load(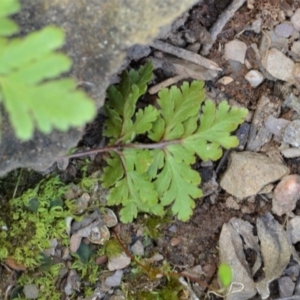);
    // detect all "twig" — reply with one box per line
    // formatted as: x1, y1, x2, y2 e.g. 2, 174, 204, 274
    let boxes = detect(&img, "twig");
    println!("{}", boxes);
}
149, 75, 186, 94
151, 39, 221, 71
12, 169, 23, 199
201, 0, 247, 56
178, 277, 200, 300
